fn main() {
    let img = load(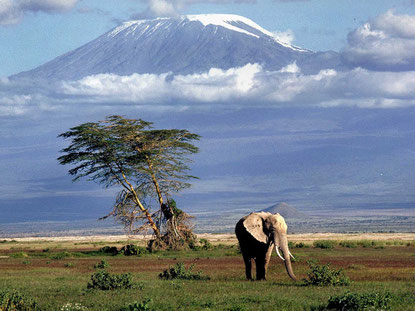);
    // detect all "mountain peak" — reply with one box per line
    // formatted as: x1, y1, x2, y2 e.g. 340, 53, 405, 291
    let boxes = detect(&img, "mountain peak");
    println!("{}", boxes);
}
14, 13, 336, 80
109, 14, 308, 52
